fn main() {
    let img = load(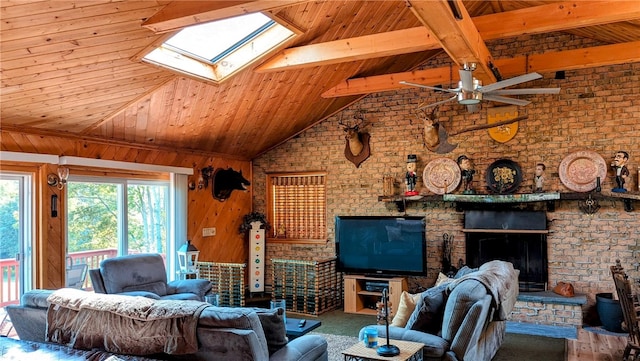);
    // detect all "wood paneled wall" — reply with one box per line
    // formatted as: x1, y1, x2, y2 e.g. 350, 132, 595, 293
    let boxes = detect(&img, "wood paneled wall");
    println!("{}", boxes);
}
0, 129, 252, 289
